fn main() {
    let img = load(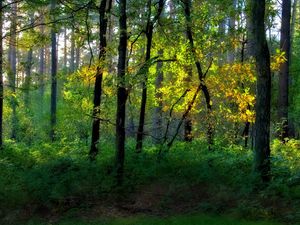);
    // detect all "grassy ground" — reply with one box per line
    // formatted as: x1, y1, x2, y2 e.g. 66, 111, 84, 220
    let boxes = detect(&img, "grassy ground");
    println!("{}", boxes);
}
0, 138, 299, 224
